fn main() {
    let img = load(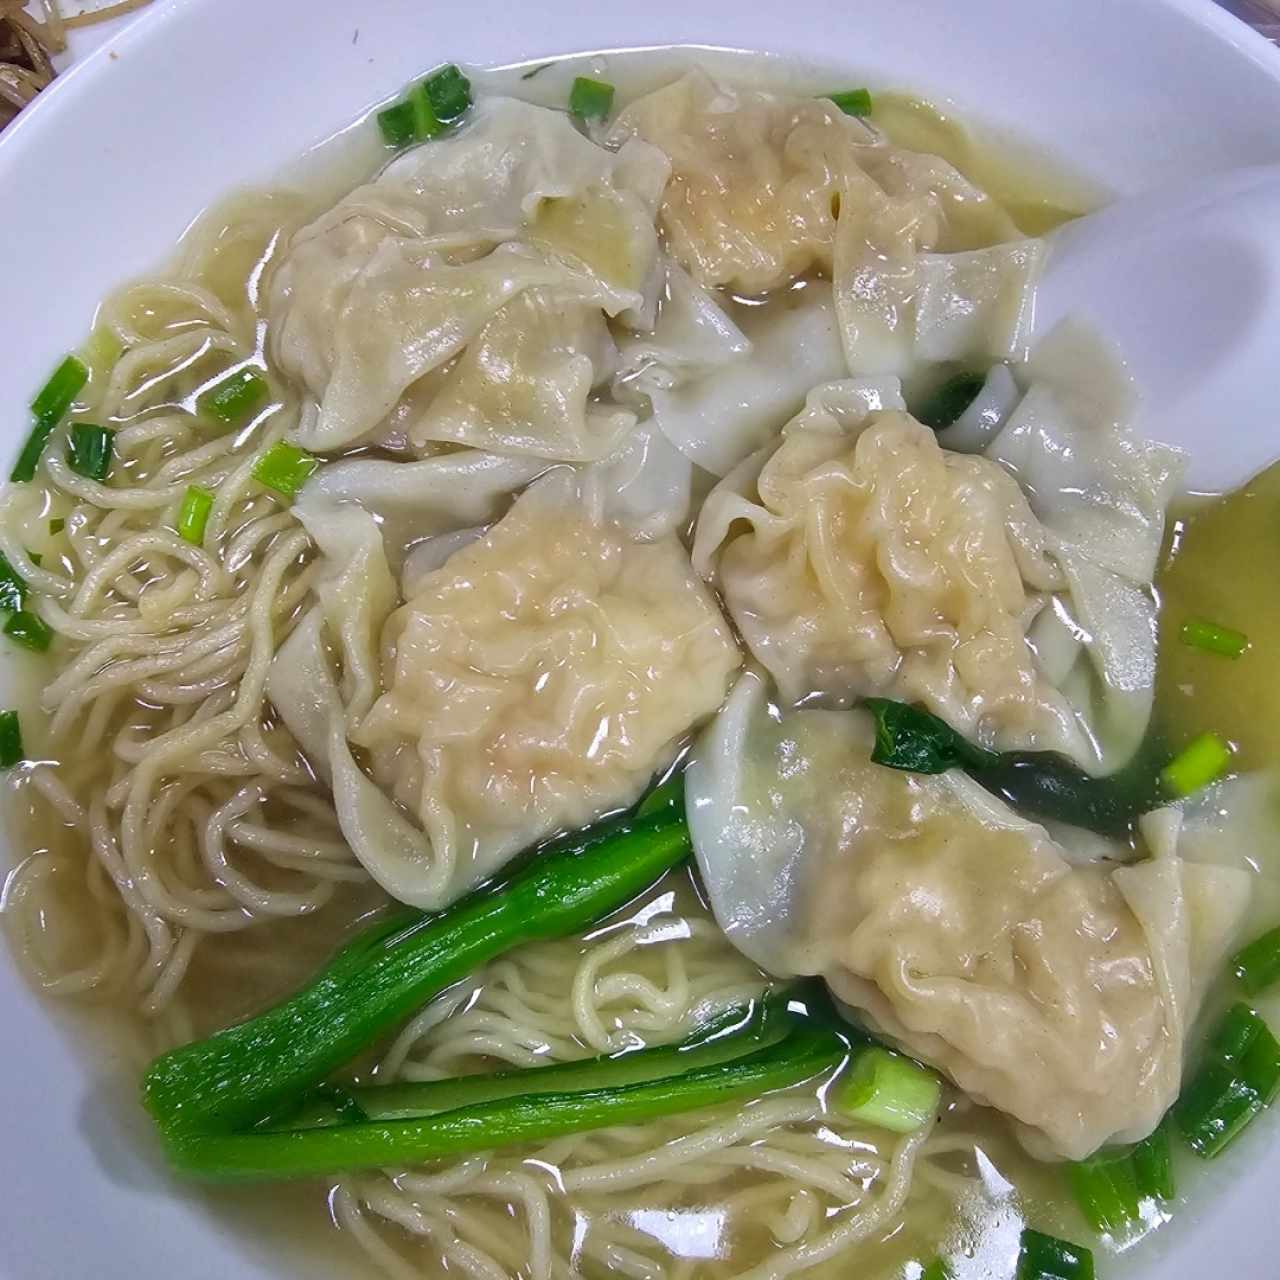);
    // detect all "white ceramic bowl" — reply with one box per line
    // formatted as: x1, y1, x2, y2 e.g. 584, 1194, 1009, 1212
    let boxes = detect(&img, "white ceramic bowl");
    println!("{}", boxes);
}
3, 1, 1280, 1276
